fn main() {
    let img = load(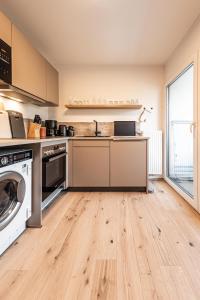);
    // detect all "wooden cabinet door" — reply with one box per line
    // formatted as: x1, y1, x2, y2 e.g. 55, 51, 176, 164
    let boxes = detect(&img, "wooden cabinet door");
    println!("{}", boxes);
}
72, 146, 109, 187
12, 25, 46, 99
0, 12, 11, 45
45, 62, 59, 105
110, 140, 147, 187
